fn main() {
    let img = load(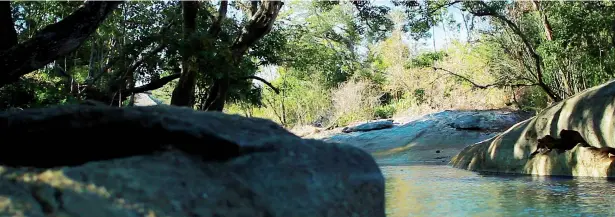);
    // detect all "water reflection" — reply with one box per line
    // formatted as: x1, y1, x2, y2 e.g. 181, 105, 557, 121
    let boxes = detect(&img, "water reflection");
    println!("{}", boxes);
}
383, 165, 615, 217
